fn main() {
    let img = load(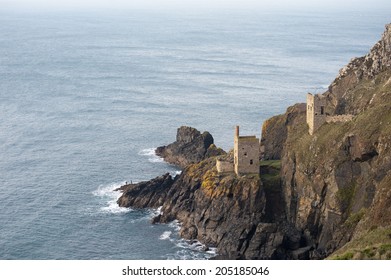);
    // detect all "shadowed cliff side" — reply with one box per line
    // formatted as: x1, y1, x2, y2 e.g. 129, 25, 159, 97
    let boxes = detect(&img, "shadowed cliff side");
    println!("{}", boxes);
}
261, 24, 391, 259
